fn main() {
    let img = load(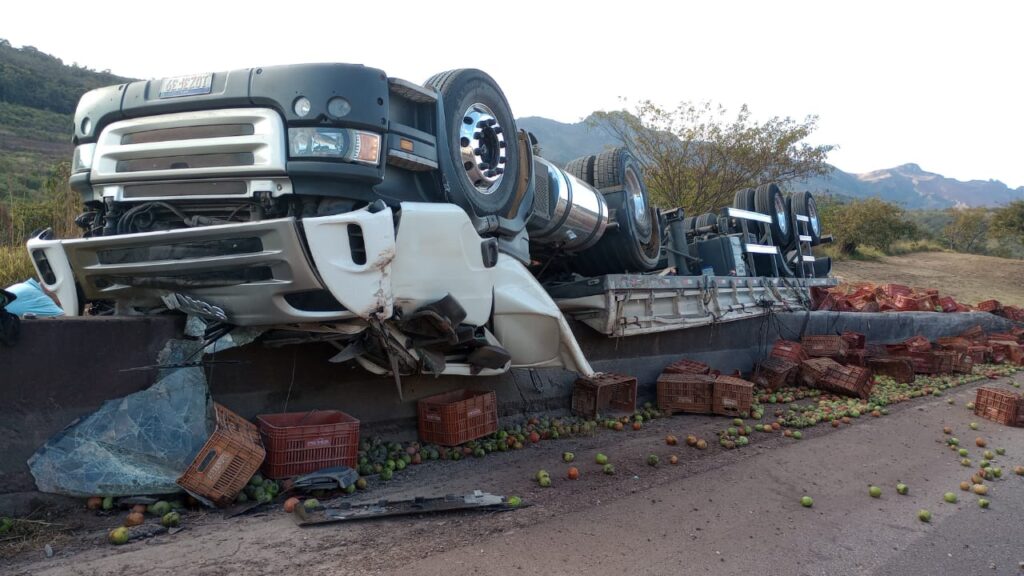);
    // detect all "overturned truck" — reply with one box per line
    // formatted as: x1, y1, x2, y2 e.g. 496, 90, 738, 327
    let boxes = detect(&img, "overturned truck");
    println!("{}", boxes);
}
26, 64, 835, 378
